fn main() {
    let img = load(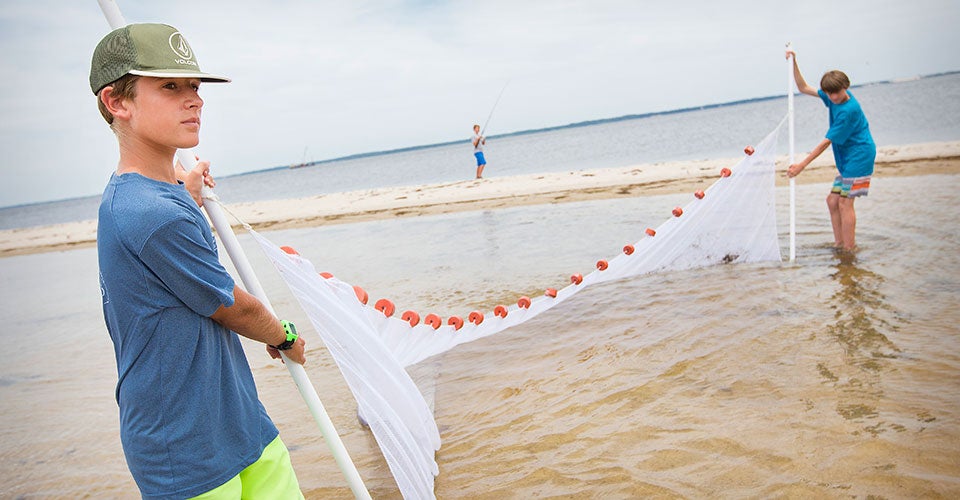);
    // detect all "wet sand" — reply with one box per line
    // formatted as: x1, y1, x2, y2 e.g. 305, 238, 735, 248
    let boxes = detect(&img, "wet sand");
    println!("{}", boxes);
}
2, 141, 957, 257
